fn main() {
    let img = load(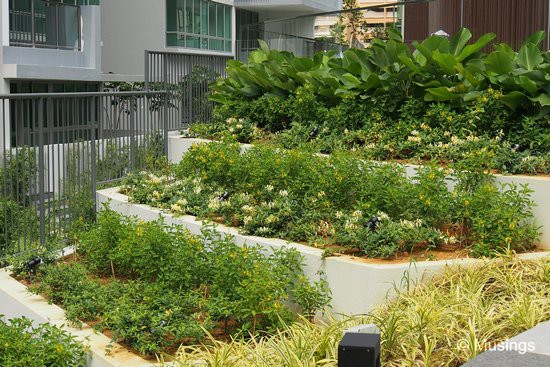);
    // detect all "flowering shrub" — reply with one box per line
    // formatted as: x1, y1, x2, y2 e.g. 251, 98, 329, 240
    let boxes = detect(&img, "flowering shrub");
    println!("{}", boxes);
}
0, 317, 87, 367
123, 142, 540, 258
16, 207, 330, 356
197, 89, 549, 174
